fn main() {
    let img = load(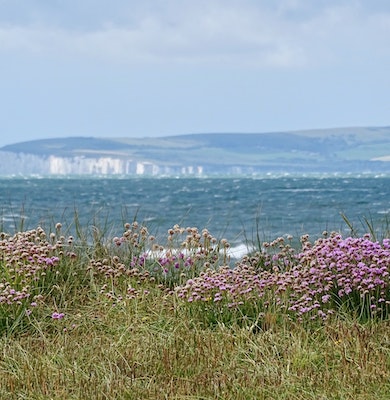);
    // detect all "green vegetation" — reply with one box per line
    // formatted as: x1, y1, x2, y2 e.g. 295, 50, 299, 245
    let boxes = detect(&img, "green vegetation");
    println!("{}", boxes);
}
2, 127, 390, 174
1, 218, 389, 399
